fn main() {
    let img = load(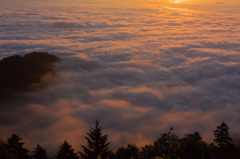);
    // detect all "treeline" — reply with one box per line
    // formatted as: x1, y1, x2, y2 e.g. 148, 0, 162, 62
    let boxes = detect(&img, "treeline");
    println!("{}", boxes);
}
1, 120, 240, 159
